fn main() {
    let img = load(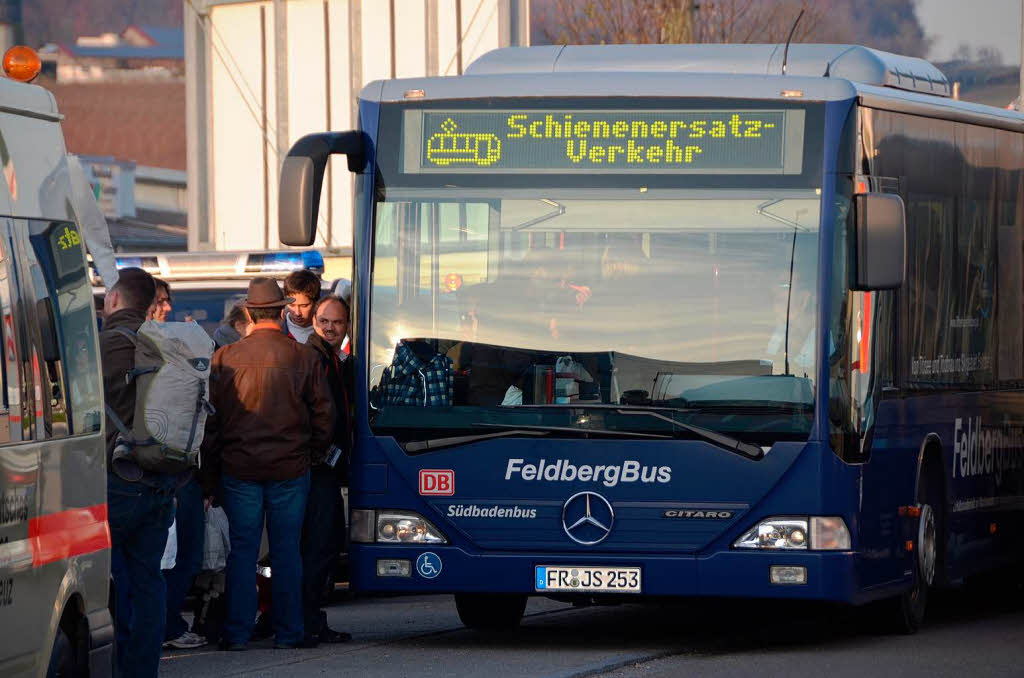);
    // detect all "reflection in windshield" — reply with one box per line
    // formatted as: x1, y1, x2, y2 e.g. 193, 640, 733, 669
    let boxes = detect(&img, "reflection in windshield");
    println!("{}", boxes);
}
370, 192, 820, 441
